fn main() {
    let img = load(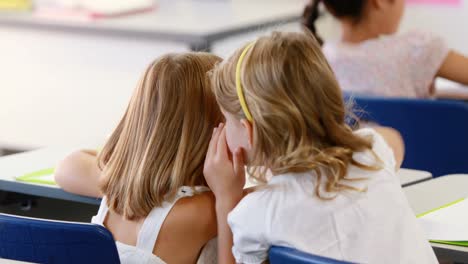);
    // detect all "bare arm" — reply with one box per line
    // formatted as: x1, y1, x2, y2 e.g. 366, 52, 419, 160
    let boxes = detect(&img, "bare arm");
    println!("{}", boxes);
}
437, 50, 468, 85
154, 192, 218, 263
54, 150, 102, 198
372, 126, 405, 170
204, 124, 245, 264
215, 200, 239, 264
